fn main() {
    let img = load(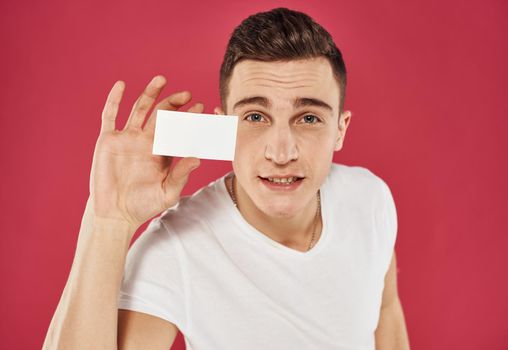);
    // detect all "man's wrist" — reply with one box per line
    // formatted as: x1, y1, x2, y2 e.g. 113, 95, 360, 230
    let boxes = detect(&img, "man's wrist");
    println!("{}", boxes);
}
91, 215, 139, 234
